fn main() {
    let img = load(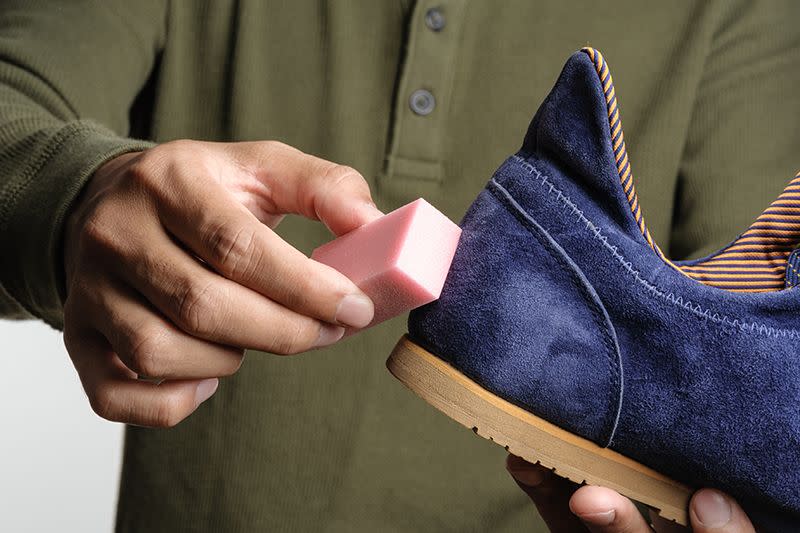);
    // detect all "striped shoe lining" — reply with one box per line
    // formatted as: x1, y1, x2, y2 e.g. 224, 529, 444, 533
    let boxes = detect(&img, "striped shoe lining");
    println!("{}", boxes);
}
583, 47, 799, 293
